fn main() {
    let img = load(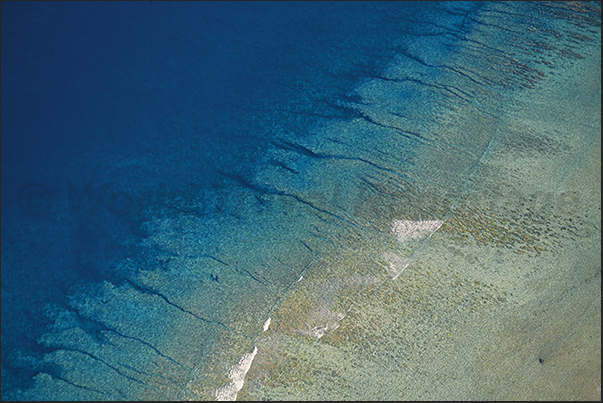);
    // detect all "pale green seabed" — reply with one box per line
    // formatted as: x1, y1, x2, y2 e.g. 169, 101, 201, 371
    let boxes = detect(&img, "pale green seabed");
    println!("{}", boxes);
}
230, 21, 602, 403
